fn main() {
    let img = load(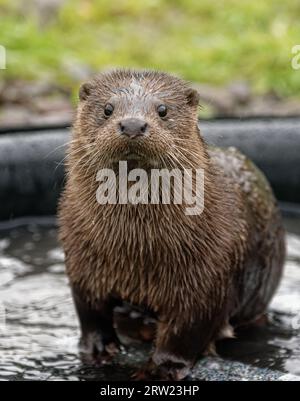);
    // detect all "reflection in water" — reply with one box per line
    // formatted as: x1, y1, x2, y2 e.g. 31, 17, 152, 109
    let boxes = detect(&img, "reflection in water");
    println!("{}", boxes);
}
0, 216, 299, 381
